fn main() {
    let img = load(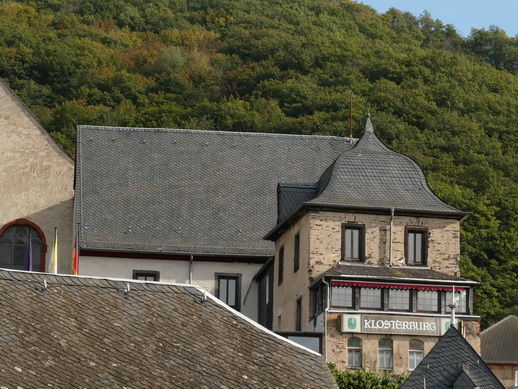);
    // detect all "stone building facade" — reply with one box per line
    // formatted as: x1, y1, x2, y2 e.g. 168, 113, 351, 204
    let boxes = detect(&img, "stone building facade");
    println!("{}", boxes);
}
265, 117, 480, 375
0, 79, 74, 273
